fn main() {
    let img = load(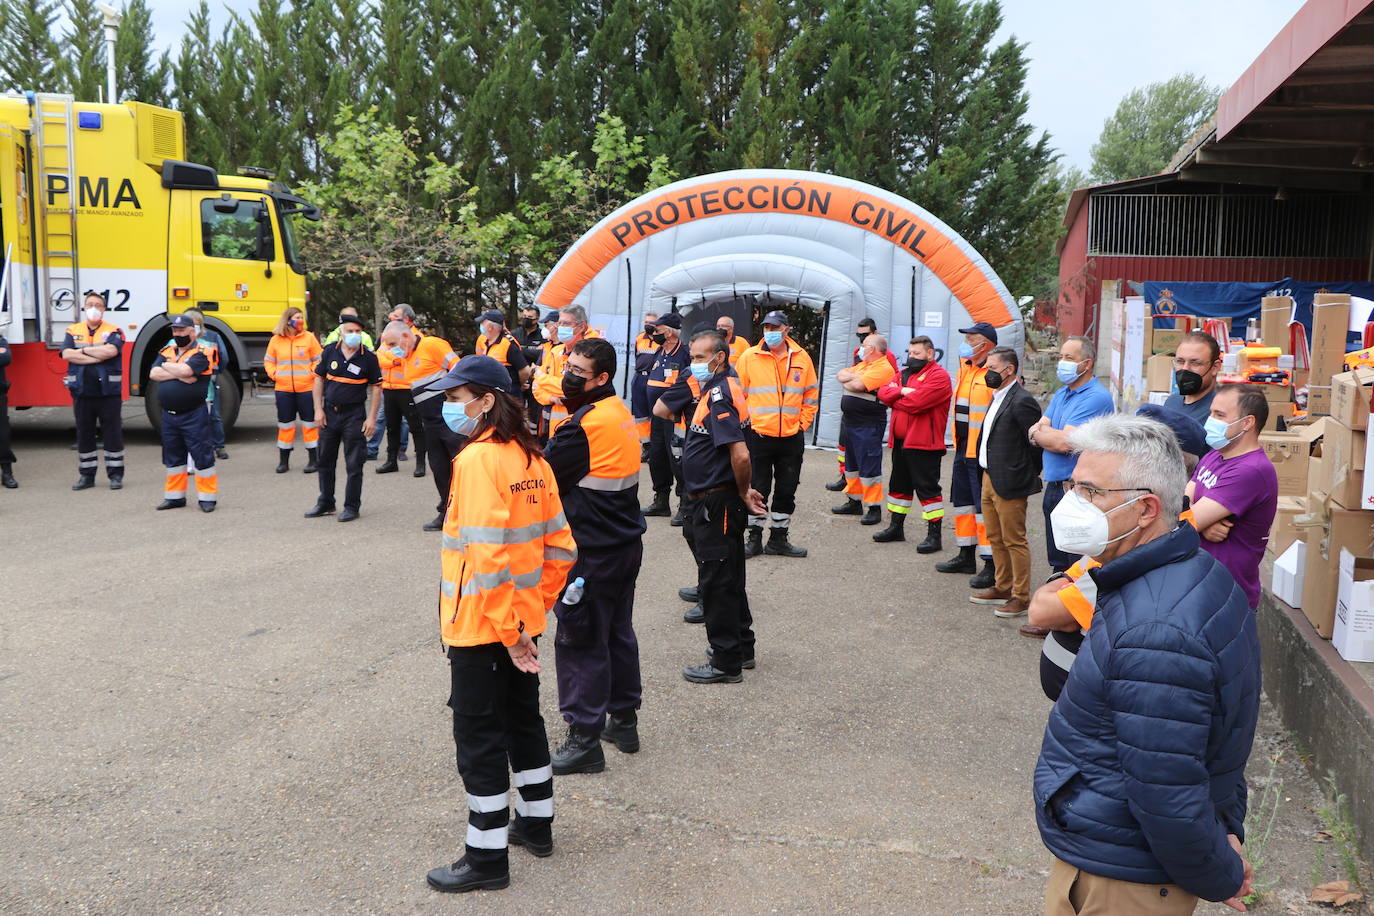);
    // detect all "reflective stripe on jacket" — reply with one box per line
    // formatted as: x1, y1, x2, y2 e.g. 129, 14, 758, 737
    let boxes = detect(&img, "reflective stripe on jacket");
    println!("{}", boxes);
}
543, 390, 646, 549
264, 331, 322, 393
406, 336, 459, 404
63, 320, 125, 397
952, 359, 992, 457
440, 431, 577, 648
735, 339, 818, 438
